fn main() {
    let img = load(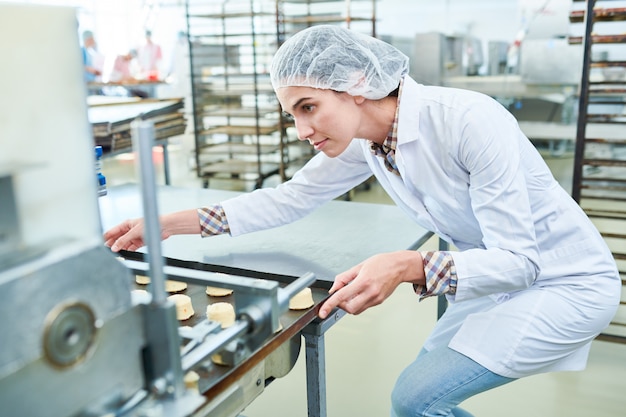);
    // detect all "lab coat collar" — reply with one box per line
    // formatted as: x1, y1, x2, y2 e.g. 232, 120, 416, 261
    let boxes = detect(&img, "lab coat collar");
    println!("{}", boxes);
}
396, 76, 421, 147
393, 76, 422, 180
